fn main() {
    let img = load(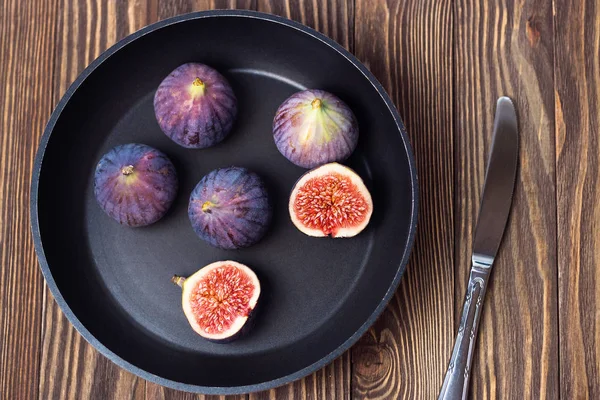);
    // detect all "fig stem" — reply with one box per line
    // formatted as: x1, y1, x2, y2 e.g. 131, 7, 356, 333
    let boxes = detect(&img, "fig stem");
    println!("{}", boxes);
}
121, 165, 134, 175
171, 275, 186, 288
311, 98, 322, 109
192, 77, 204, 87
201, 201, 214, 213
